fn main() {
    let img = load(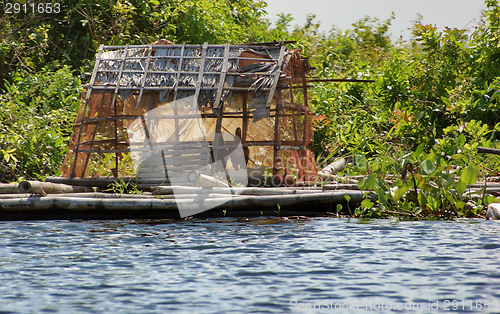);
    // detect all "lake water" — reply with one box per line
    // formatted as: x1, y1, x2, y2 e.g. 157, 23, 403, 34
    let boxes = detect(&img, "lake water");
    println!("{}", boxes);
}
1, 218, 500, 313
